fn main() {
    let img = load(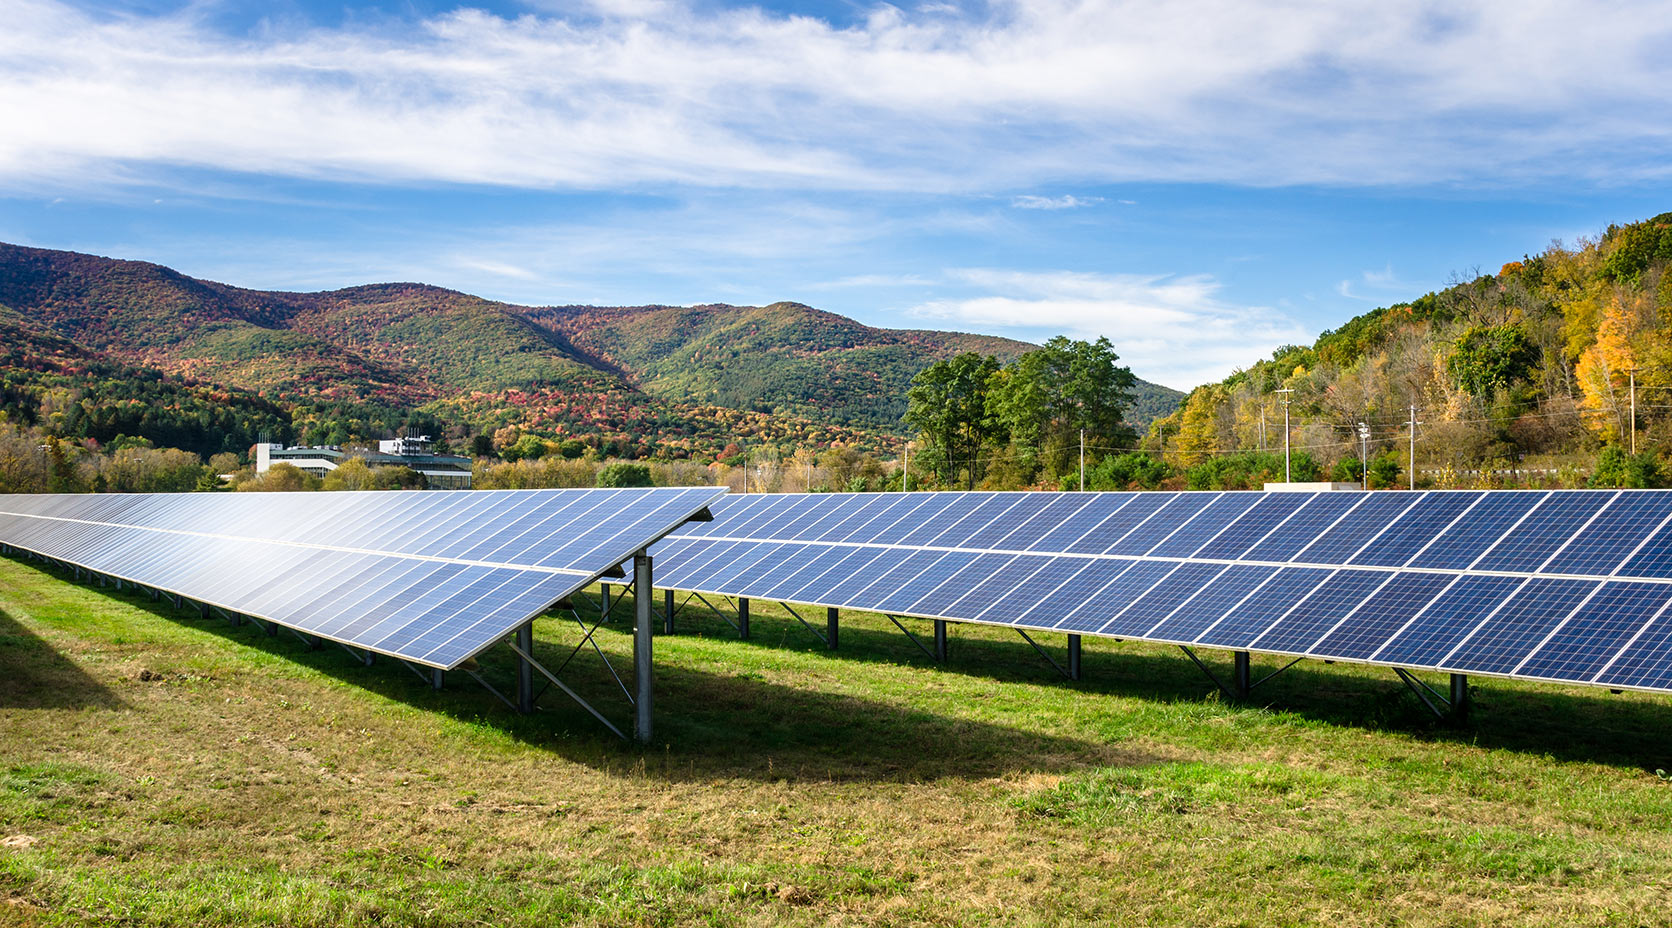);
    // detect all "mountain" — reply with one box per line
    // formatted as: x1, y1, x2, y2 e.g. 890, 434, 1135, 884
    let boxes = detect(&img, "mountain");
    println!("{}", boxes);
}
0, 242, 1184, 455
